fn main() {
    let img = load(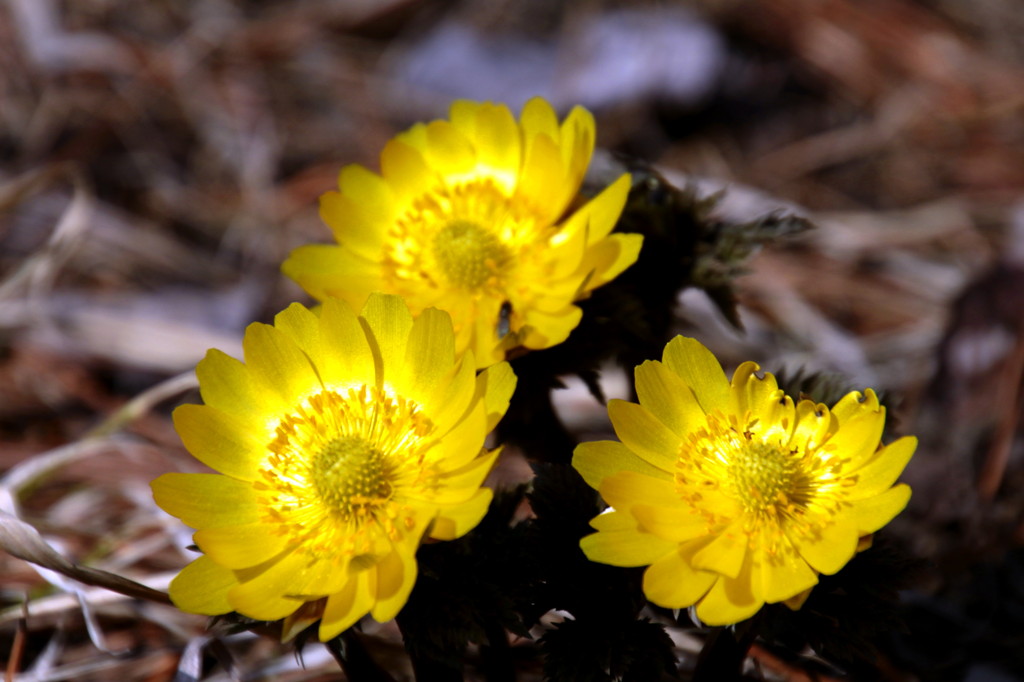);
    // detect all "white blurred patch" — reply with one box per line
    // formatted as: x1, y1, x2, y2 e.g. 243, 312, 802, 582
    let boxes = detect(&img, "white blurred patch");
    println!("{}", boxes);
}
947, 326, 1015, 377
386, 8, 726, 113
